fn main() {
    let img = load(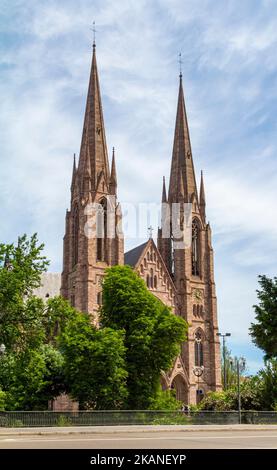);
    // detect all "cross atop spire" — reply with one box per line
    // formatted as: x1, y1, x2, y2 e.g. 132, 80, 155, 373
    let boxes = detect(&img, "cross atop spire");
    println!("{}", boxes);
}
178, 52, 183, 79
92, 21, 97, 48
